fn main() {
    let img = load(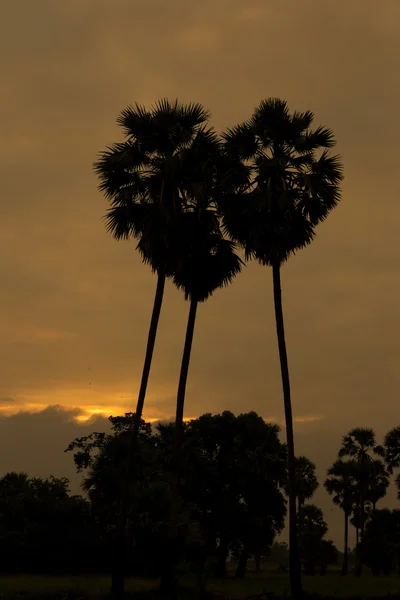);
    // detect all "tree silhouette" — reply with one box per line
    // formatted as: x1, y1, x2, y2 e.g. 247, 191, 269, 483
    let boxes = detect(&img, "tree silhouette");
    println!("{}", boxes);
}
366, 459, 390, 510
94, 99, 211, 597
285, 456, 319, 519
220, 97, 343, 599
338, 427, 385, 575
298, 504, 328, 575
384, 426, 400, 499
324, 458, 358, 575
161, 127, 243, 594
